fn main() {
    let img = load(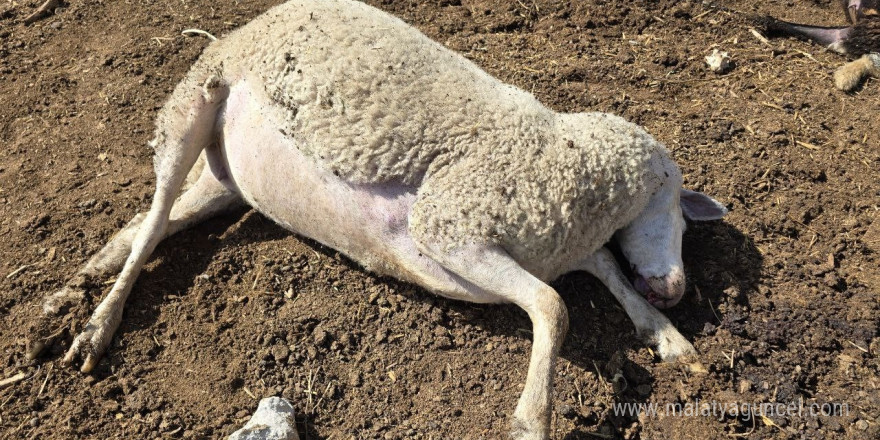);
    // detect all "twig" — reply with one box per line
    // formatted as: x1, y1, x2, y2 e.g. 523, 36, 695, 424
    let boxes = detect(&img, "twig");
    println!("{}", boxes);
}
792, 49, 820, 64
181, 29, 218, 41
760, 101, 785, 111
0, 372, 26, 389
707, 297, 723, 324
242, 387, 256, 399
749, 28, 771, 47
251, 265, 263, 291
151, 37, 173, 46
692, 10, 714, 20
847, 340, 869, 353
6, 264, 32, 279
23, 0, 61, 24
38, 365, 53, 396
795, 140, 820, 150
591, 360, 607, 391
305, 369, 317, 412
